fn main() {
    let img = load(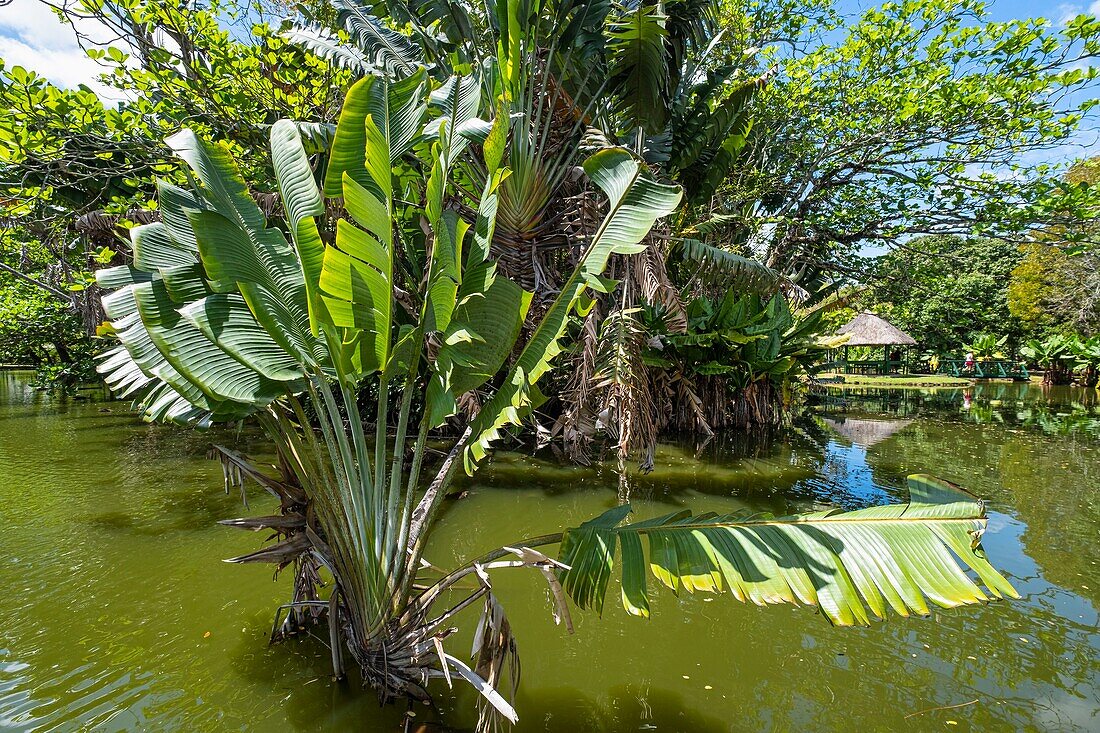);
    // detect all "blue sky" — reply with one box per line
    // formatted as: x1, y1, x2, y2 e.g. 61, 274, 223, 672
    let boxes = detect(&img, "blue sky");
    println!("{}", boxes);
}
2, 0, 1096, 91
1, 0, 1098, 158
0, 0, 121, 97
